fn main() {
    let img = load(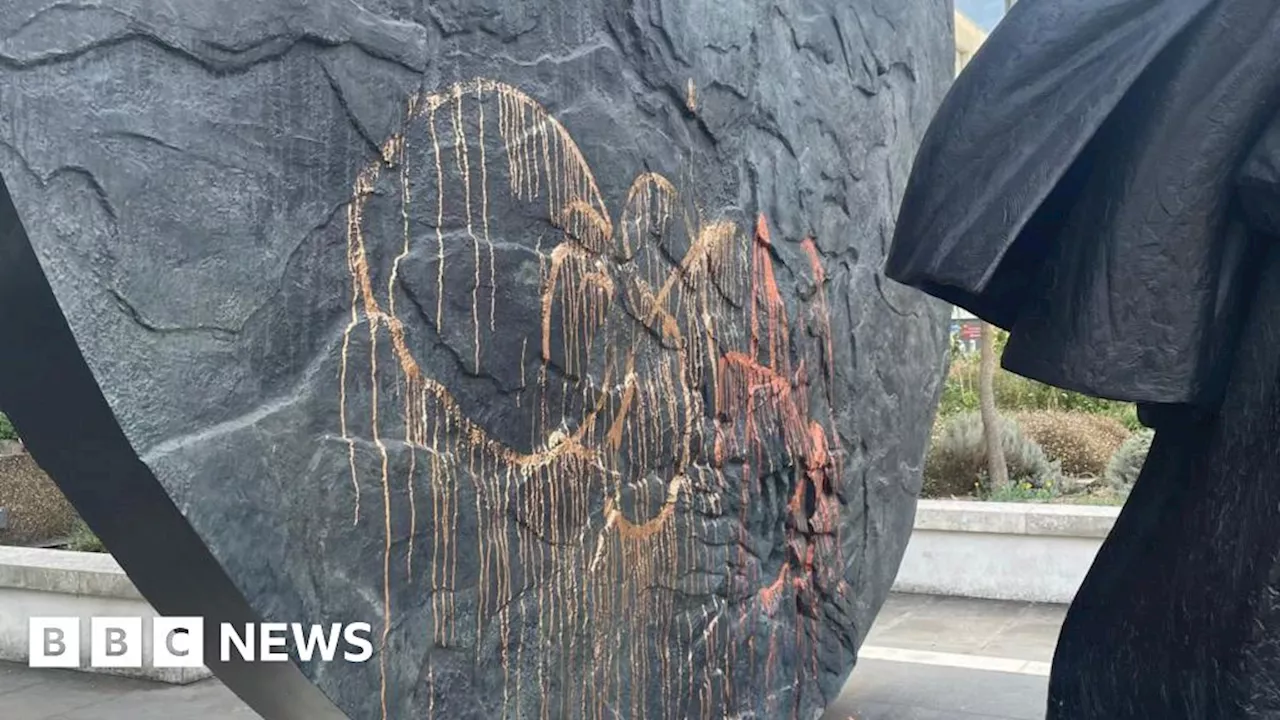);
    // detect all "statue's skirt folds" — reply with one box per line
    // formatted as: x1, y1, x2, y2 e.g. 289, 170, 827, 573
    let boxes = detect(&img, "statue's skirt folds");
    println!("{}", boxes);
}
886, 0, 1280, 716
